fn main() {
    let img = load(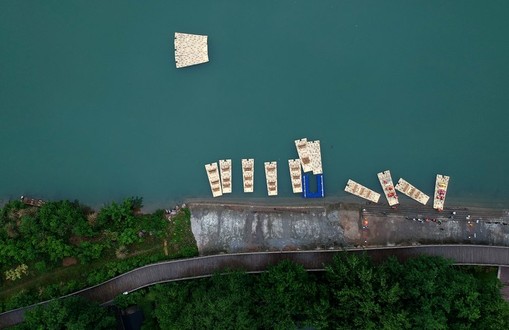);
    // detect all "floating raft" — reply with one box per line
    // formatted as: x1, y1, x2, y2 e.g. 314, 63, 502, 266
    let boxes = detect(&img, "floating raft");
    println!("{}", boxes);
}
344, 179, 380, 203
20, 195, 45, 207
288, 159, 302, 193
294, 138, 323, 174
307, 140, 323, 175
264, 161, 278, 196
242, 159, 254, 193
219, 159, 232, 194
433, 174, 450, 211
395, 178, 429, 205
205, 162, 222, 197
377, 170, 399, 206
174, 32, 209, 68
295, 138, 312, 173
